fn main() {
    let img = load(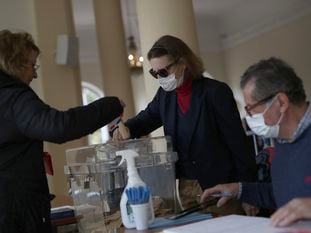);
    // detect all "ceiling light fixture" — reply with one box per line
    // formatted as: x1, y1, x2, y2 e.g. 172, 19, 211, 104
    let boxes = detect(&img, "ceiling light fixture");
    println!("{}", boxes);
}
127, 36, 143, 69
